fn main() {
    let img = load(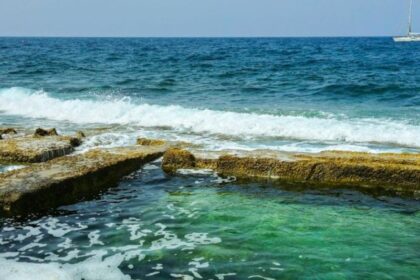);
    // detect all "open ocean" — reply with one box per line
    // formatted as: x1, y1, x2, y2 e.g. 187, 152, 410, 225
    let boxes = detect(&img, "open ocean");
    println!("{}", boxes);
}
0, 37, 419, 279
